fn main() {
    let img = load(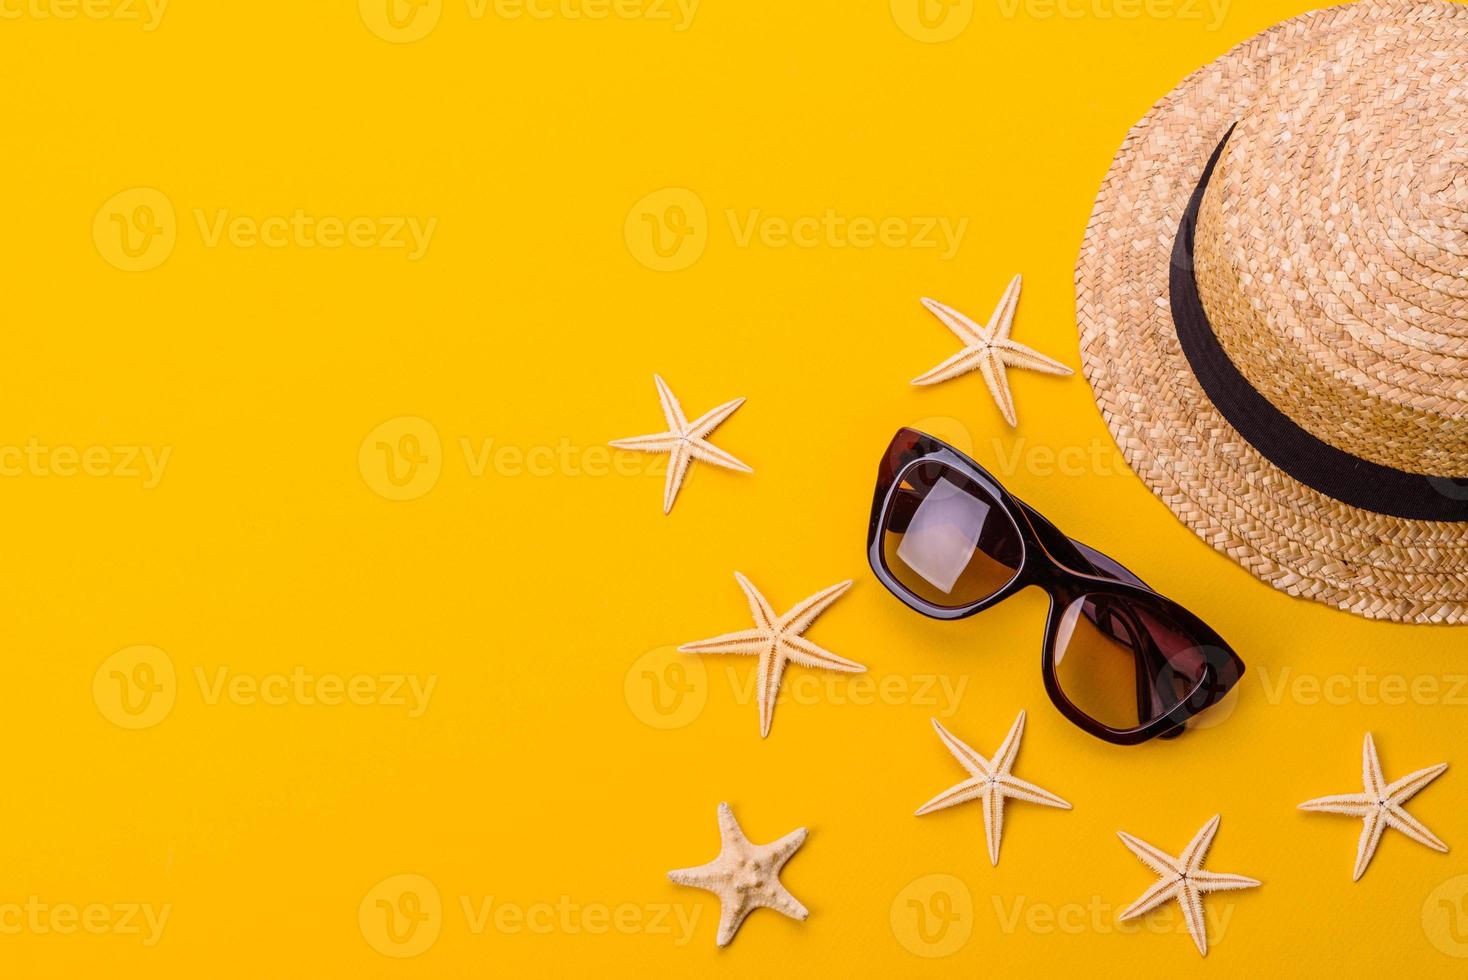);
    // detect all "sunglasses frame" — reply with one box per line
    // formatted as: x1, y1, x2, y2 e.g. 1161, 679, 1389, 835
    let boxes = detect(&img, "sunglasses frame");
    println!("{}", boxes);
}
867, 428, 1244, 745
